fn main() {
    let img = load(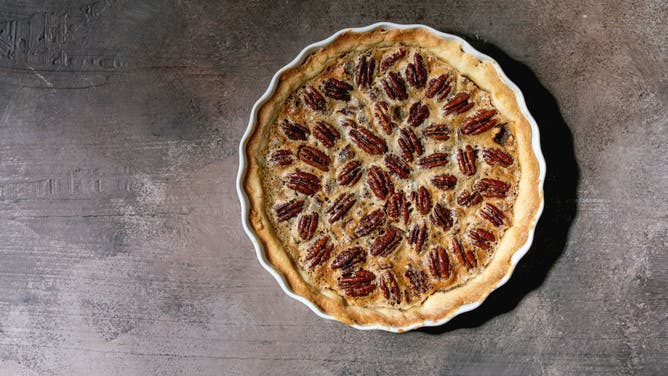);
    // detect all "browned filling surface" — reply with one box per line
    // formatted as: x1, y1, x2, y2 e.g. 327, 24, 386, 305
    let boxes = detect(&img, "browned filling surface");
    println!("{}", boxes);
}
261, 46, 520, 309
